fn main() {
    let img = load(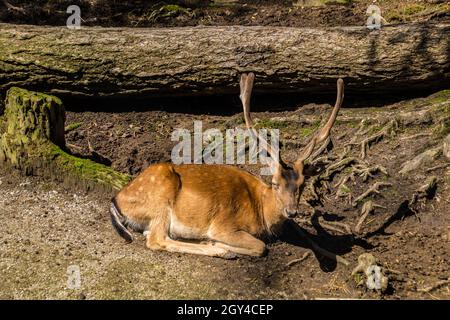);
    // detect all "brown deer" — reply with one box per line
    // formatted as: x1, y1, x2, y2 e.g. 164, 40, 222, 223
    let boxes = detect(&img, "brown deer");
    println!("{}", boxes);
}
110, 73, 344, 259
